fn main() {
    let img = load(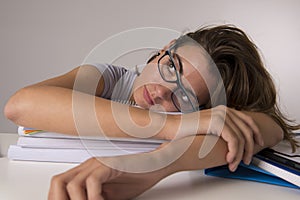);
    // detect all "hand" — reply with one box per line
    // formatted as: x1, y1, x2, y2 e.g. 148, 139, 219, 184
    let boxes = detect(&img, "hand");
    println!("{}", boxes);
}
201, 105, 264, 171
48, 157, 166, 200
